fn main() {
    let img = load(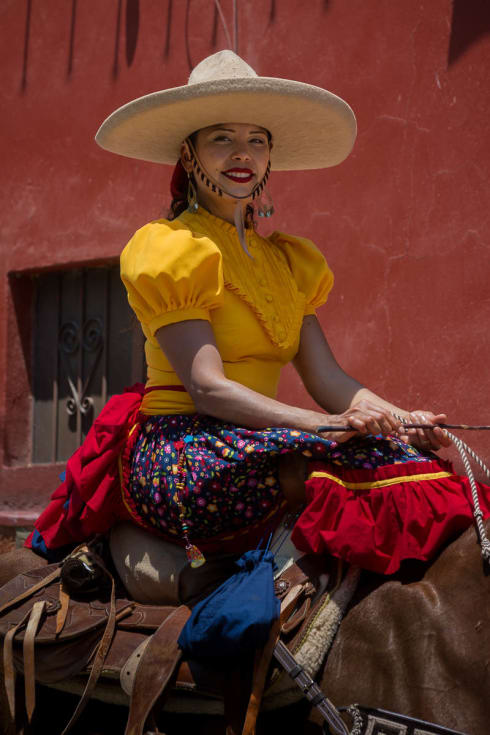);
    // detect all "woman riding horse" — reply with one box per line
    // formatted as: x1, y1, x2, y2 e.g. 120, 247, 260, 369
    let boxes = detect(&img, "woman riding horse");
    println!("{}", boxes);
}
25, 50, 490, 578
